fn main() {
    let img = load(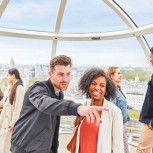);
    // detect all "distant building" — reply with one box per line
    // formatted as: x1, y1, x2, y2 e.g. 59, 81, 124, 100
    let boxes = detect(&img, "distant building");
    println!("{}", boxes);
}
126, 94, 145, 107
35, 64, 49, 80
9, 57, 15, 68
135, 75, 140, 82
122, 80, 147, 107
